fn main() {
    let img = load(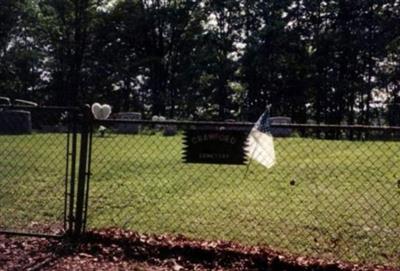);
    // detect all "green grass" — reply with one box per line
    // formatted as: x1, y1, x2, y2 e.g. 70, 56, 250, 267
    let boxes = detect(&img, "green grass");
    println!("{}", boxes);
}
1, 132, 399, 266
